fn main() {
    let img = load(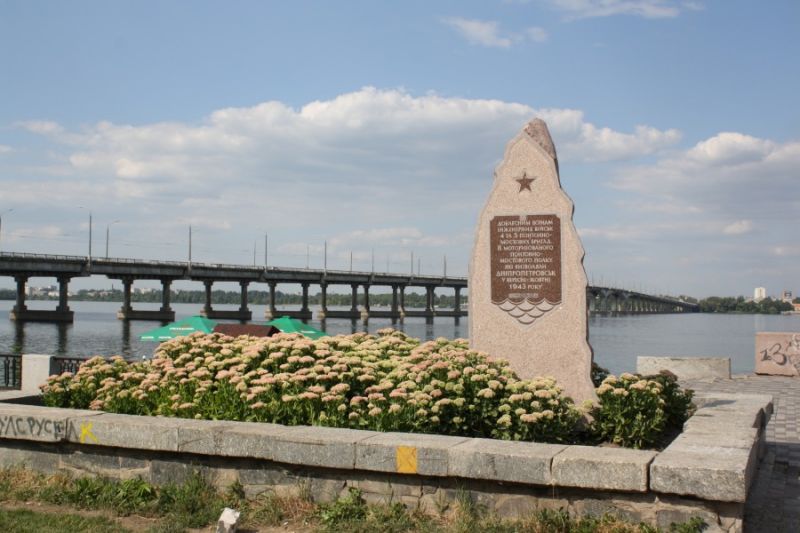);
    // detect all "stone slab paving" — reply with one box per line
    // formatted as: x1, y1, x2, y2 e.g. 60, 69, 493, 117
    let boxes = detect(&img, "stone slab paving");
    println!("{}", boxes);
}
684, 375, 800, 532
